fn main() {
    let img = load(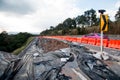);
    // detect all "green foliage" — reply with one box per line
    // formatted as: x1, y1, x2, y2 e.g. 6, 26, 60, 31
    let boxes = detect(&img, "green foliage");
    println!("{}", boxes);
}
40, 8, 120, 35
115, 7, 120, 21
84, 9, 97, 26
40, 9, 97, 36
0, 32, 33, 52
75, 9, 97, 27
12, 37, 34, 55
40, 29, 52, 35
63, 18, 76, 29
75, 15, 86, 25
56, 23, 64, 30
